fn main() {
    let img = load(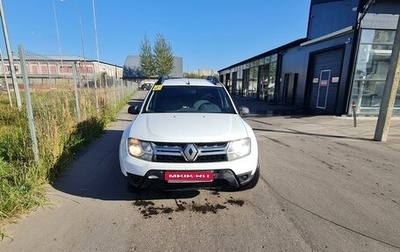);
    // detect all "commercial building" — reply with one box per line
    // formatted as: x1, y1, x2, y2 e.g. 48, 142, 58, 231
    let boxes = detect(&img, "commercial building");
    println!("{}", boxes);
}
0, 54, 123, 85
218, 0, 400, 116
